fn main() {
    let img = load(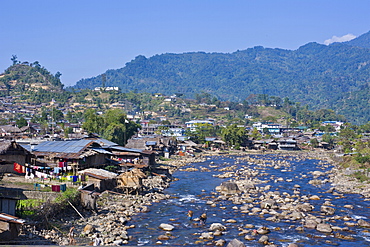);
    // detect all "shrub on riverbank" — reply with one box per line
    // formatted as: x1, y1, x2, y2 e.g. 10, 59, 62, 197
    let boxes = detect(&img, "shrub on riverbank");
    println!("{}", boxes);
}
17, 188, 80, 229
